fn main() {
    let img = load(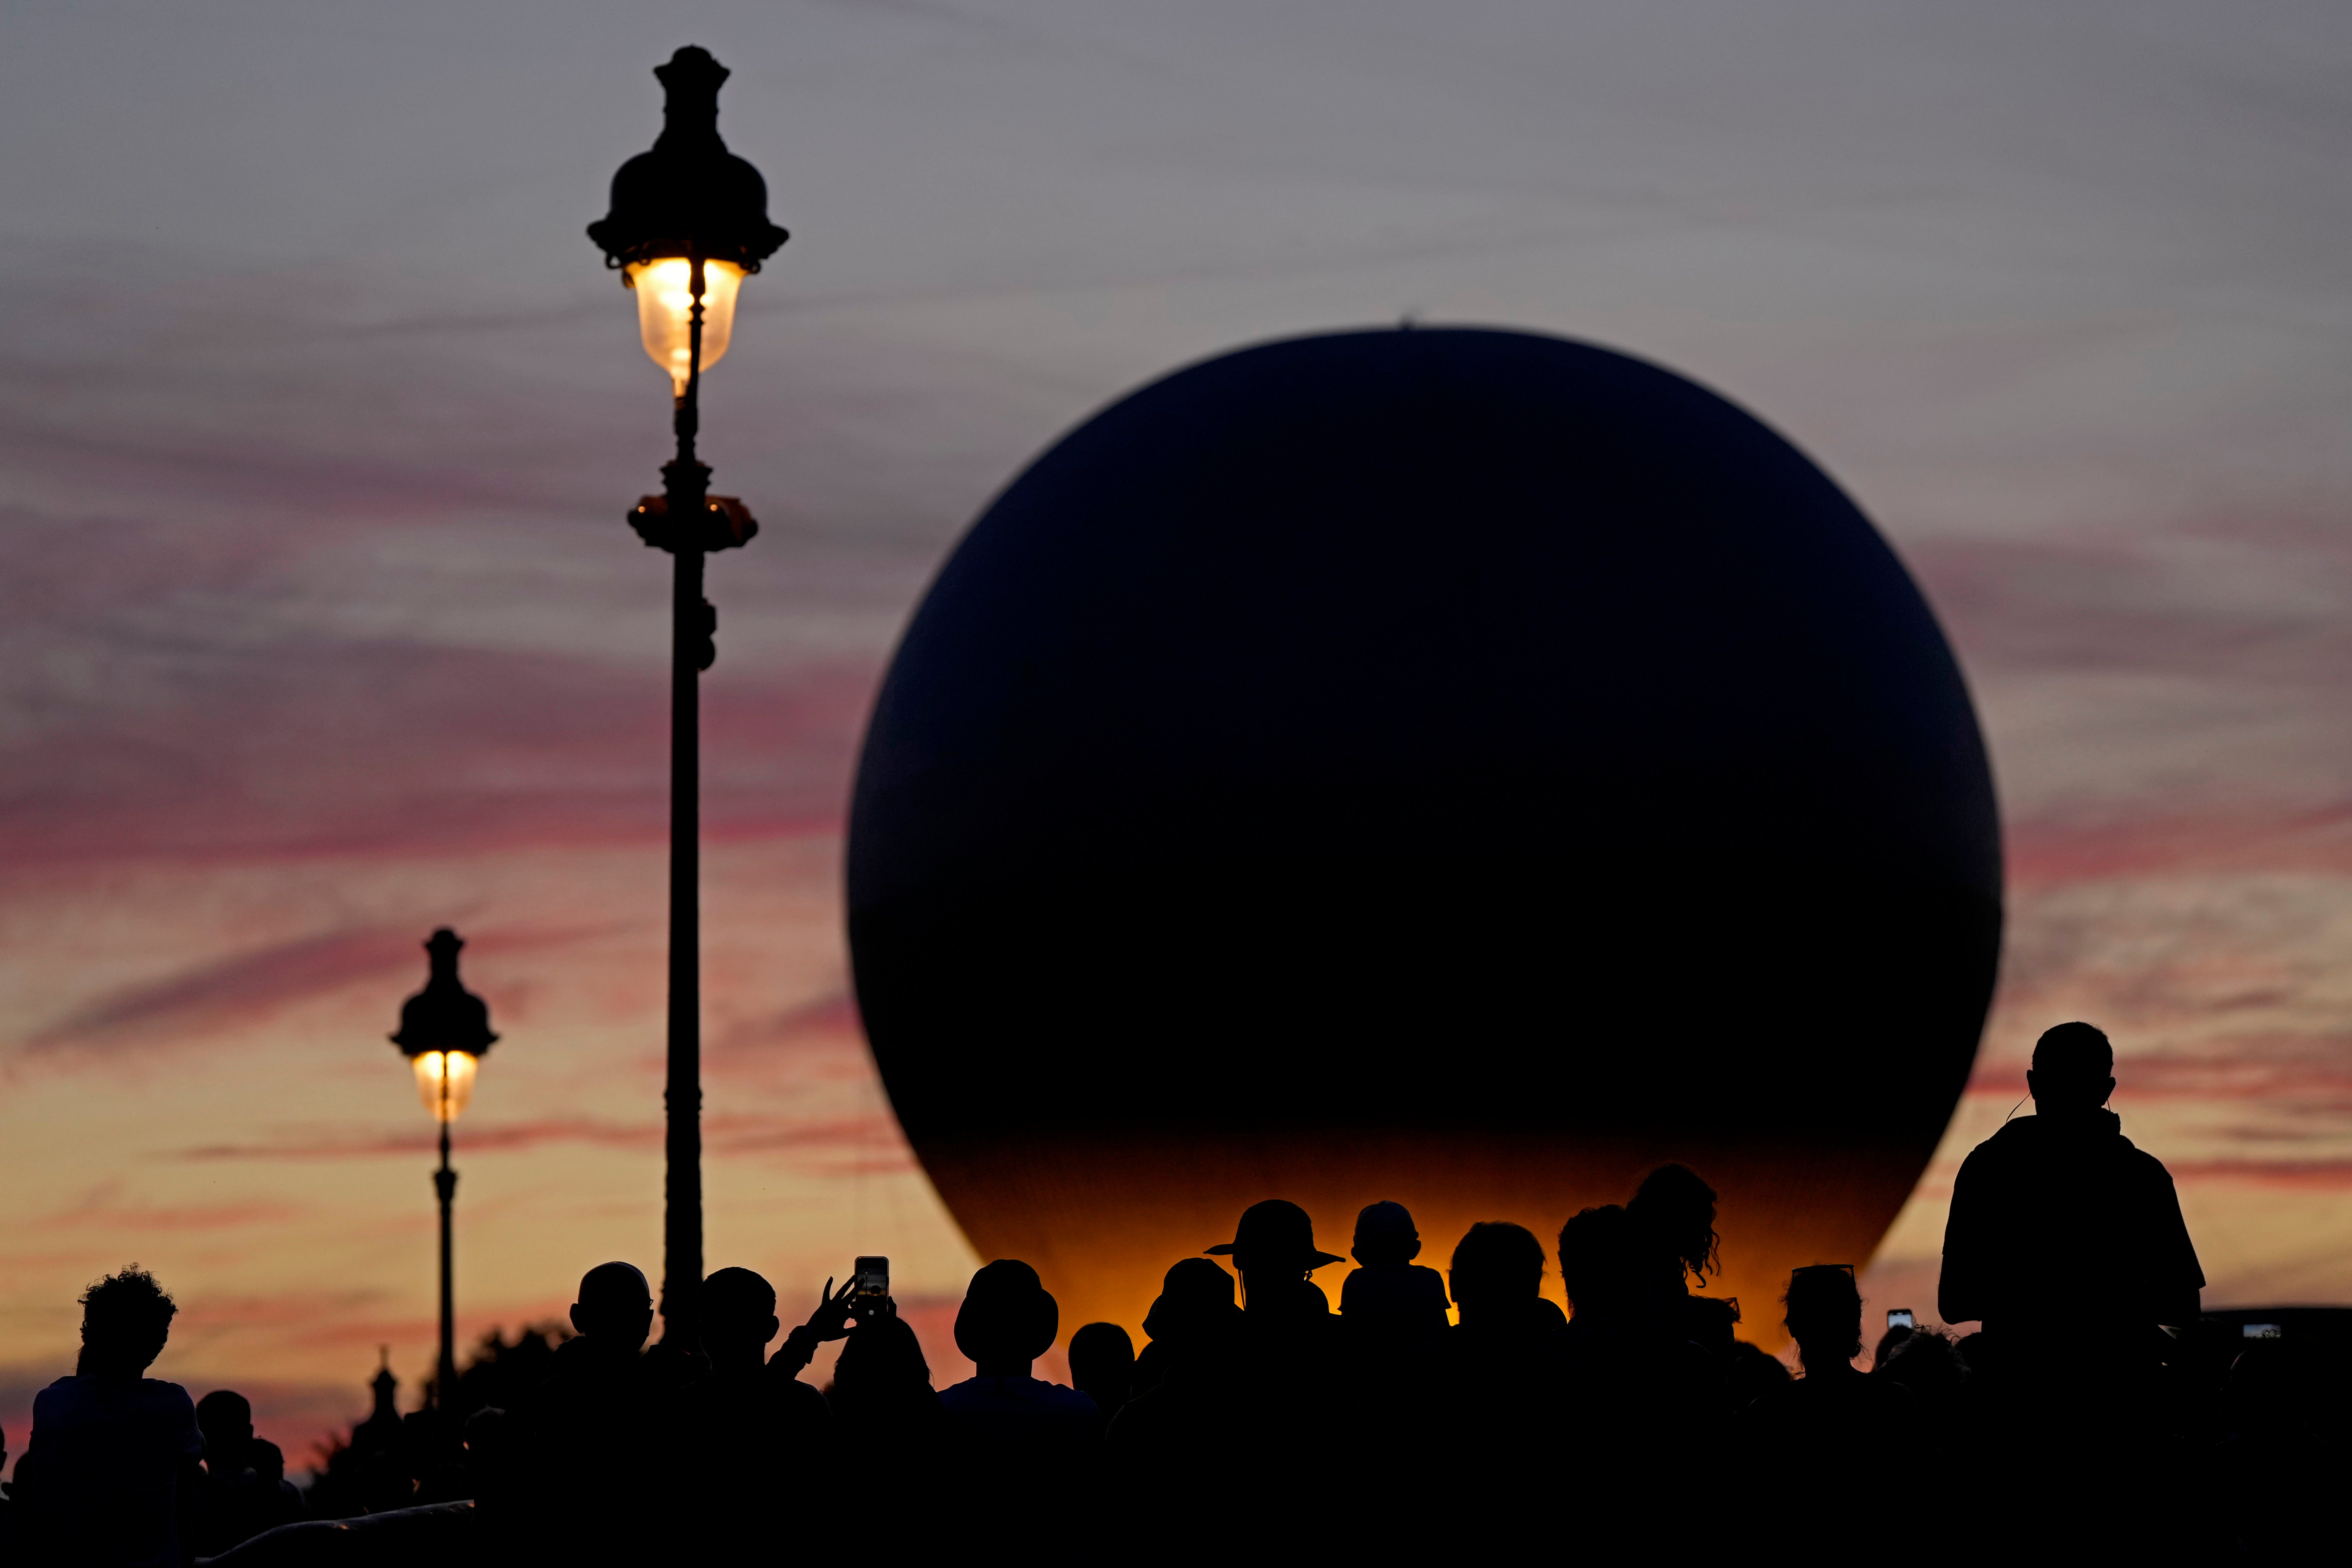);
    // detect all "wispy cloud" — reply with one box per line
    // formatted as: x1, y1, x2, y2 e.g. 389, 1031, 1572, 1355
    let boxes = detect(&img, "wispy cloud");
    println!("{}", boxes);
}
175, 1109, 910, 1169
22, 919, 626, 1057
